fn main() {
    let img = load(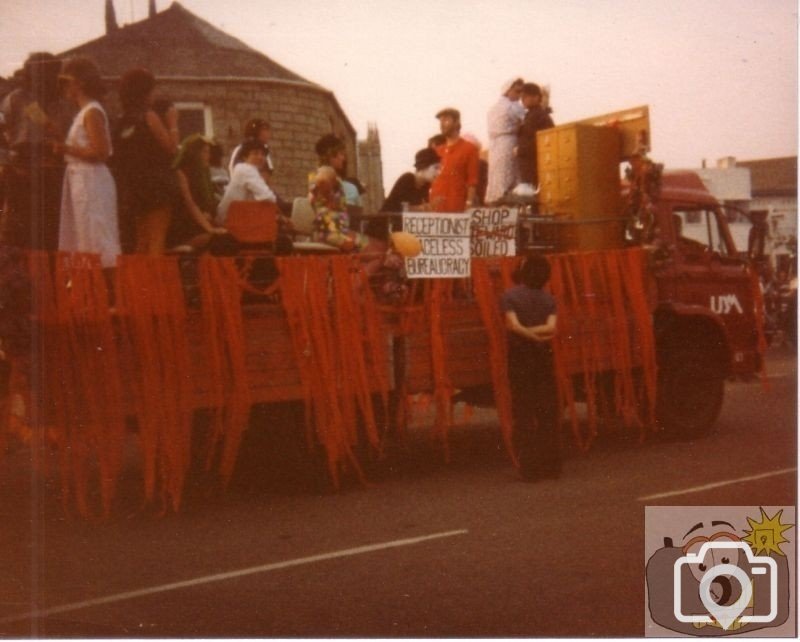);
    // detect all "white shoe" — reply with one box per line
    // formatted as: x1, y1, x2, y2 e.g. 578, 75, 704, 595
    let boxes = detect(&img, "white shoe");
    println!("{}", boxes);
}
169, 244, 195, 254
512, 183, 536, 197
